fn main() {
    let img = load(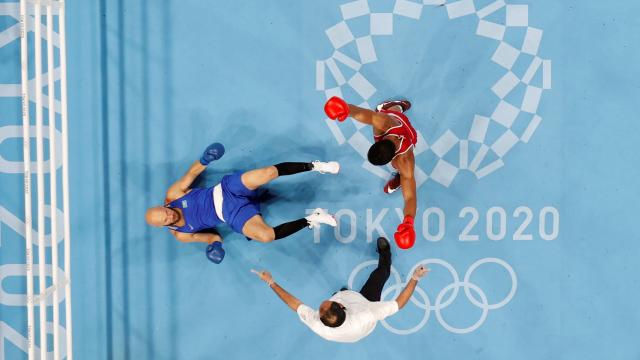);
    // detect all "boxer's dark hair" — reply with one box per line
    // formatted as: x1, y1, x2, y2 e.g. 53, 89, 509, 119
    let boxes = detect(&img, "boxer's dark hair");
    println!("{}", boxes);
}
368, 140, 395, 166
